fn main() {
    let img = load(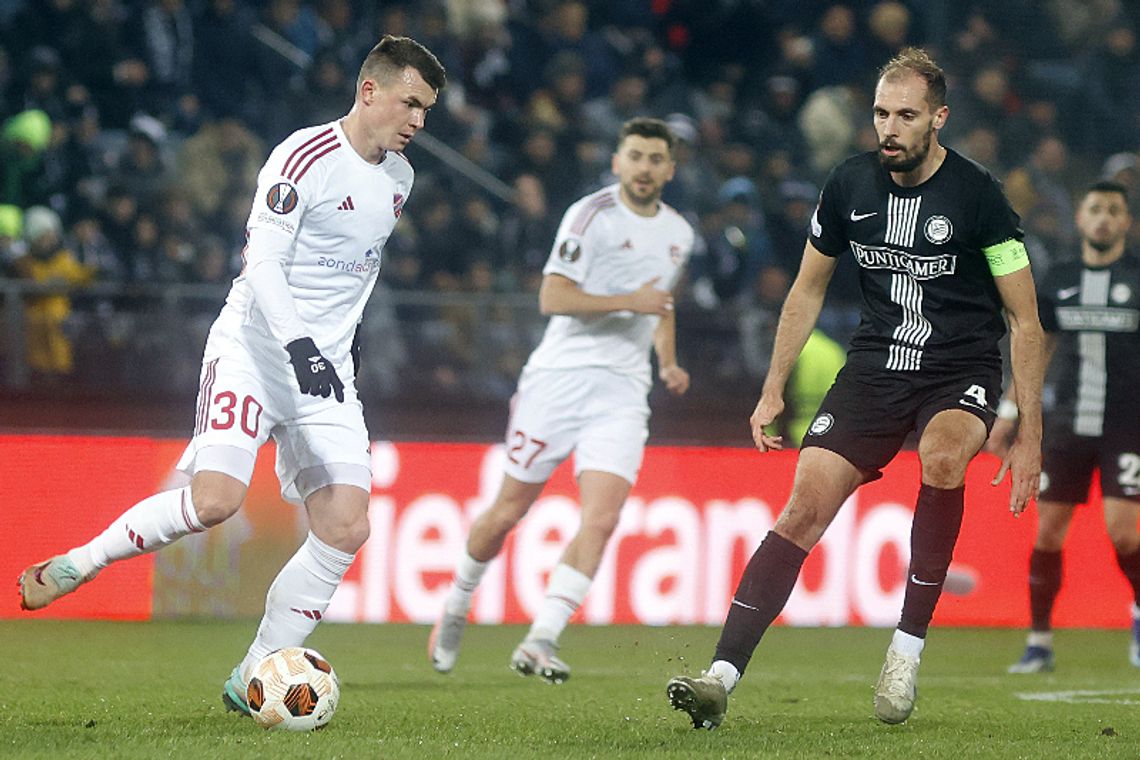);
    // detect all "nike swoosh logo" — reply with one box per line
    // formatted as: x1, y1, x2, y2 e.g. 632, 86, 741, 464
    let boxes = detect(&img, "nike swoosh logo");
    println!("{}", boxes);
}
910, 574, 939, 586
850, 210, 877, 221
1056, 286, 1081, 300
